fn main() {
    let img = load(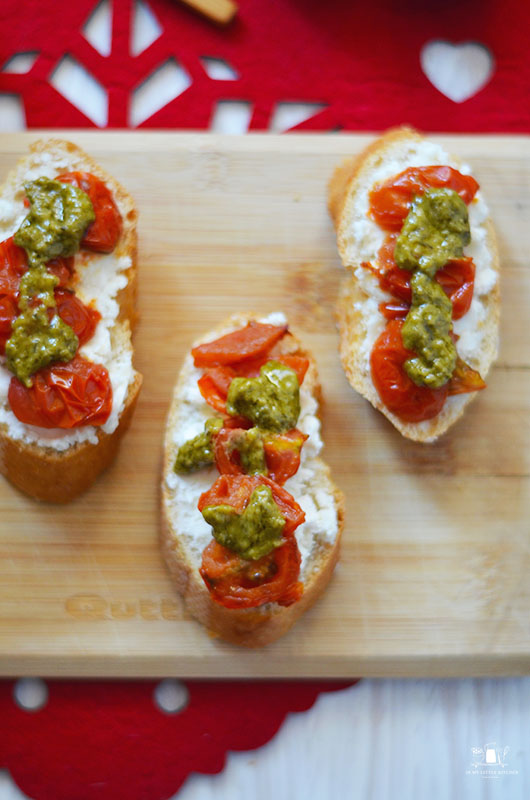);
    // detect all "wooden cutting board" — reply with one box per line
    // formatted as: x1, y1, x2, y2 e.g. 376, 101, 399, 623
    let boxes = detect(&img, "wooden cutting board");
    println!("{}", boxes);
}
0, 132, 528, 678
